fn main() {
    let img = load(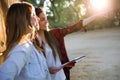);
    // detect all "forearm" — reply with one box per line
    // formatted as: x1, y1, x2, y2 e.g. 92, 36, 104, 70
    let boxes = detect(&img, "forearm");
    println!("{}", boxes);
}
83, 14, 99, 26
66, 10, 110, 34
83, 11, 108, 26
